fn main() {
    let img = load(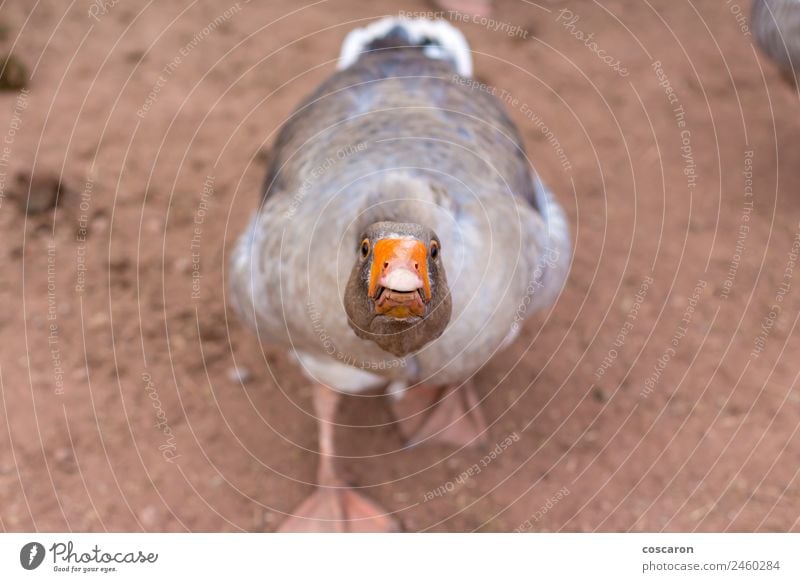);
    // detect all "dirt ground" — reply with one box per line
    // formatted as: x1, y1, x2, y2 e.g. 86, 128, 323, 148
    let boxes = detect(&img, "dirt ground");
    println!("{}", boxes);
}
0, 0, 798, 533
